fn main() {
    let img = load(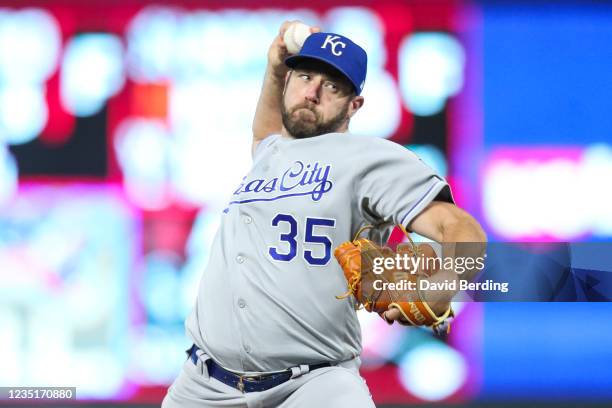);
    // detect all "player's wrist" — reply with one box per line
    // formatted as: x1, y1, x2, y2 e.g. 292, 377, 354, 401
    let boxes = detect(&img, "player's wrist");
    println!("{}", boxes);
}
268, 64, 289, 80
428, 300, 452, 317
